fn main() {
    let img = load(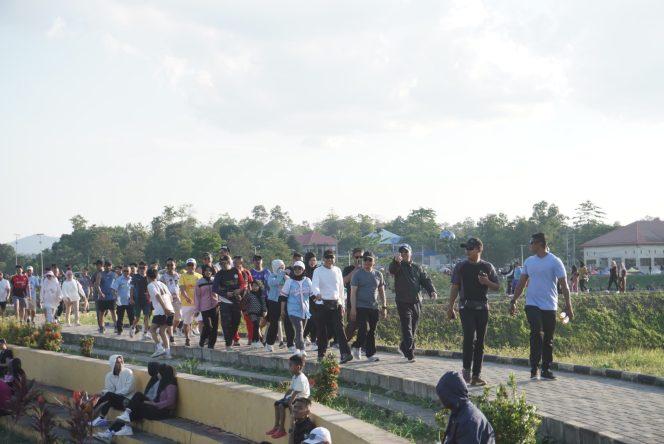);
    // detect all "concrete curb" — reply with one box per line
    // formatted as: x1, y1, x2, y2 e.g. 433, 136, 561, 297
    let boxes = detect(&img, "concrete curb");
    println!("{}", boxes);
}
375, 345, 664, 388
